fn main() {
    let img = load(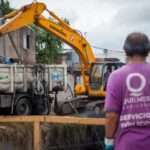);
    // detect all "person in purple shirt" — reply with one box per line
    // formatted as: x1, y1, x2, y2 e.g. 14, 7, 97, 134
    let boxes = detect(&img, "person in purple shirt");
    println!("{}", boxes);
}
104, 32, 150, 150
